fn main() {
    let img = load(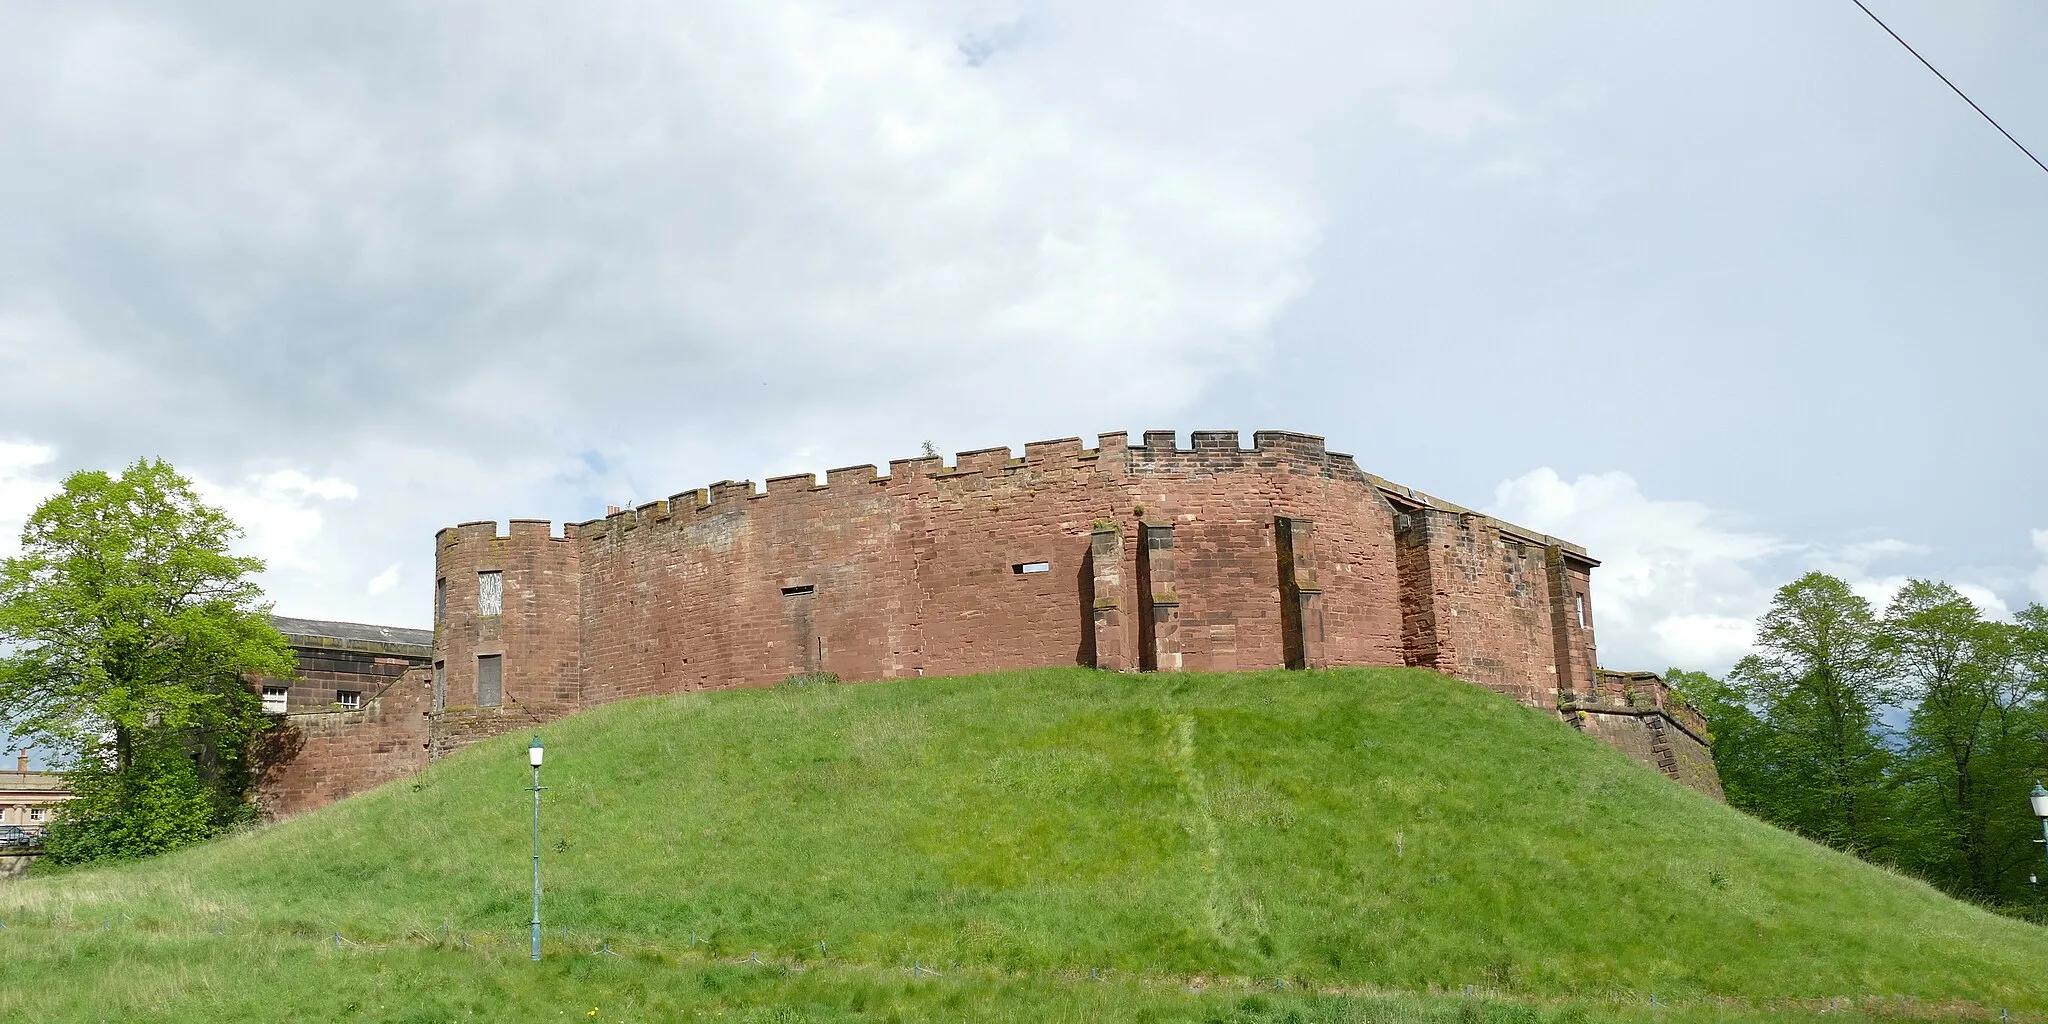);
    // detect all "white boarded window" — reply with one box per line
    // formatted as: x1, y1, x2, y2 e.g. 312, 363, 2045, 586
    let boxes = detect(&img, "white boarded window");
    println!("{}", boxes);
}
261, 686, 288, 714
1575, 593, 1588, 628
478, 571, 503, 616
433, 661, 446, 713
478, 654, 503, 707
1013, 561, 1051, 575
336, 690, 362, 710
